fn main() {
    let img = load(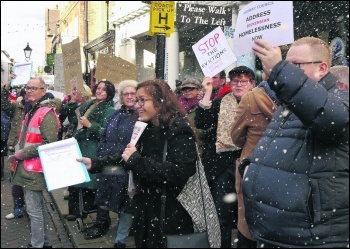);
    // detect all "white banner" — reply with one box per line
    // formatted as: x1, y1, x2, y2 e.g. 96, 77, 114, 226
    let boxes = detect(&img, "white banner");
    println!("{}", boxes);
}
234, 1, 294, 56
